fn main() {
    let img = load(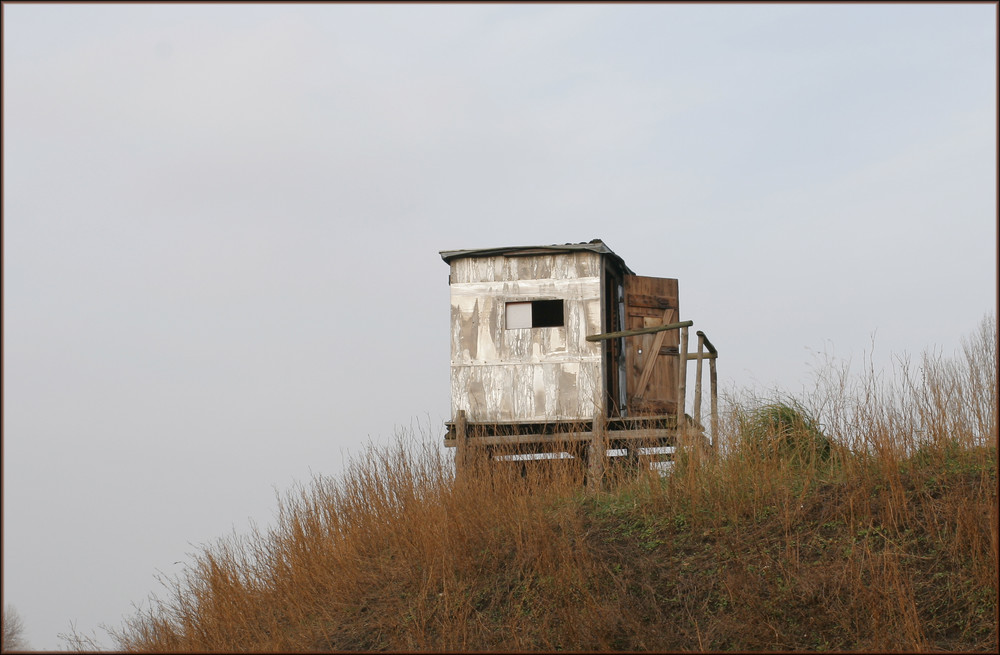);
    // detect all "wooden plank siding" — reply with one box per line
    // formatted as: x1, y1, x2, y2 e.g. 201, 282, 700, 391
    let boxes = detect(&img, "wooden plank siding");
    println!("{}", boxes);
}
448, 252, 605, 423
624, 275, 680, 416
